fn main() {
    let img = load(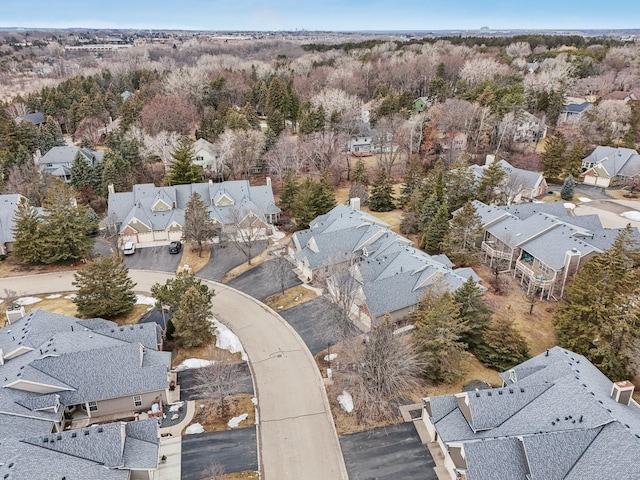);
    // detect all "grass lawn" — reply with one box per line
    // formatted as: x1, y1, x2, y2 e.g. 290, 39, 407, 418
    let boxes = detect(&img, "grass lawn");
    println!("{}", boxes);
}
184, 394, 255, 434
262, 284, 318, 311
0, 256, 82, 279
178, 241, 211, 274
